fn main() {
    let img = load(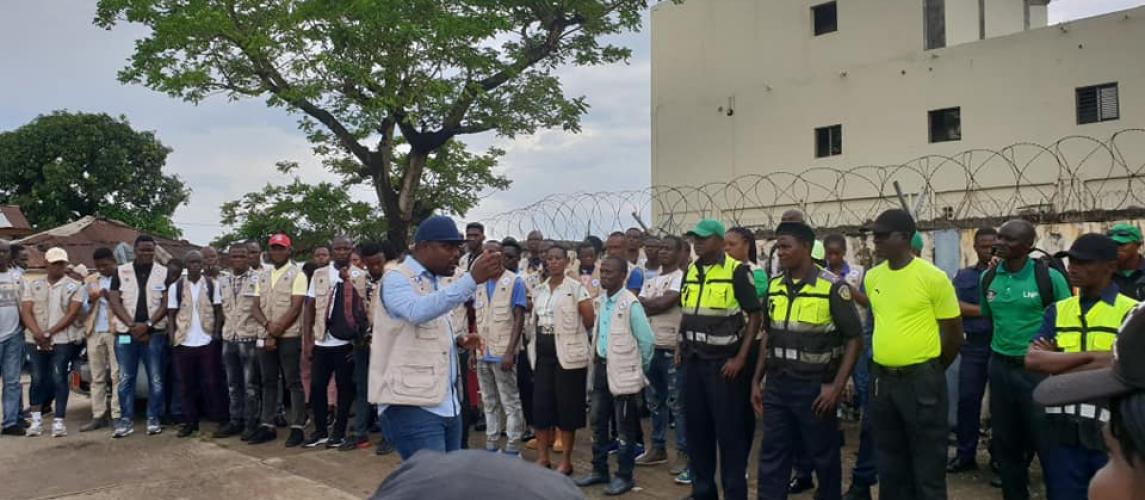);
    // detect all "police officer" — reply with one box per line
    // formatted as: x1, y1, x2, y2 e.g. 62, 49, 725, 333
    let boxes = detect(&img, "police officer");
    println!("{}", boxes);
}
680, 219, 763, 500
1109, 224, 1145, 300
1026, 234, 1137, 499
751, 222, 863, 500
